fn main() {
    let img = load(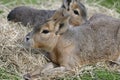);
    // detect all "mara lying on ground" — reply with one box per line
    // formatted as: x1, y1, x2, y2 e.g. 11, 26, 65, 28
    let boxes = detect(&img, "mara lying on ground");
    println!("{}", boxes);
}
23, 8, 120, 80
7, 0, 87, 27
